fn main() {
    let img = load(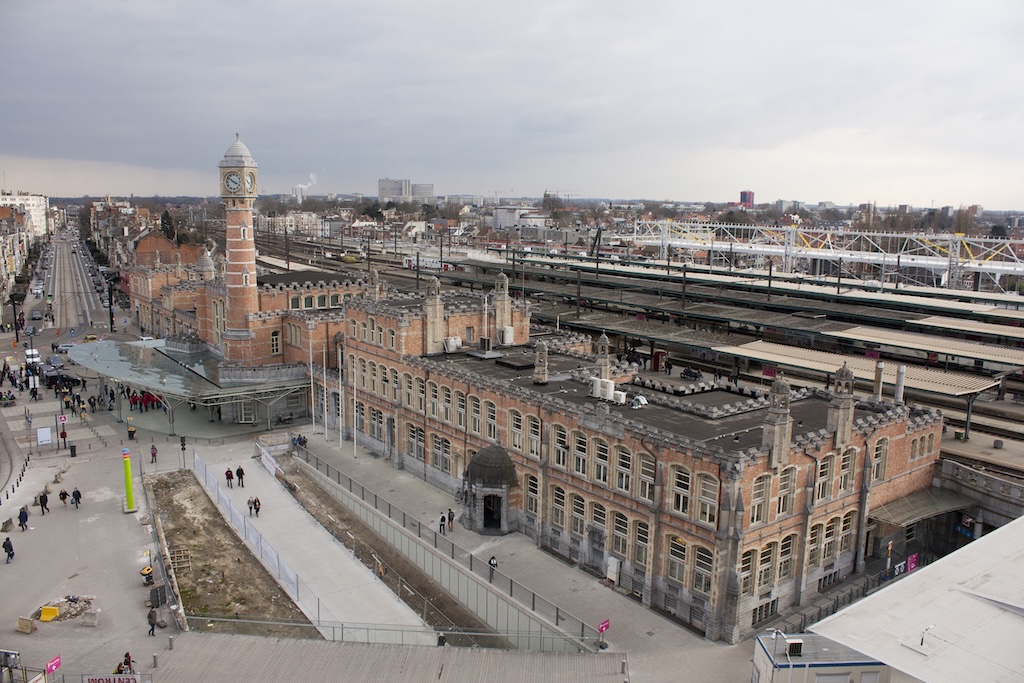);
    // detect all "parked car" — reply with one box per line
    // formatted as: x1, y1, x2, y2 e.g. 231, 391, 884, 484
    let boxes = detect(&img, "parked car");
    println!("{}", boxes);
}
42, 369, 81, 388
46, 355, 64, 369
57, 343, 76, 353
30, 310, 43, 320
